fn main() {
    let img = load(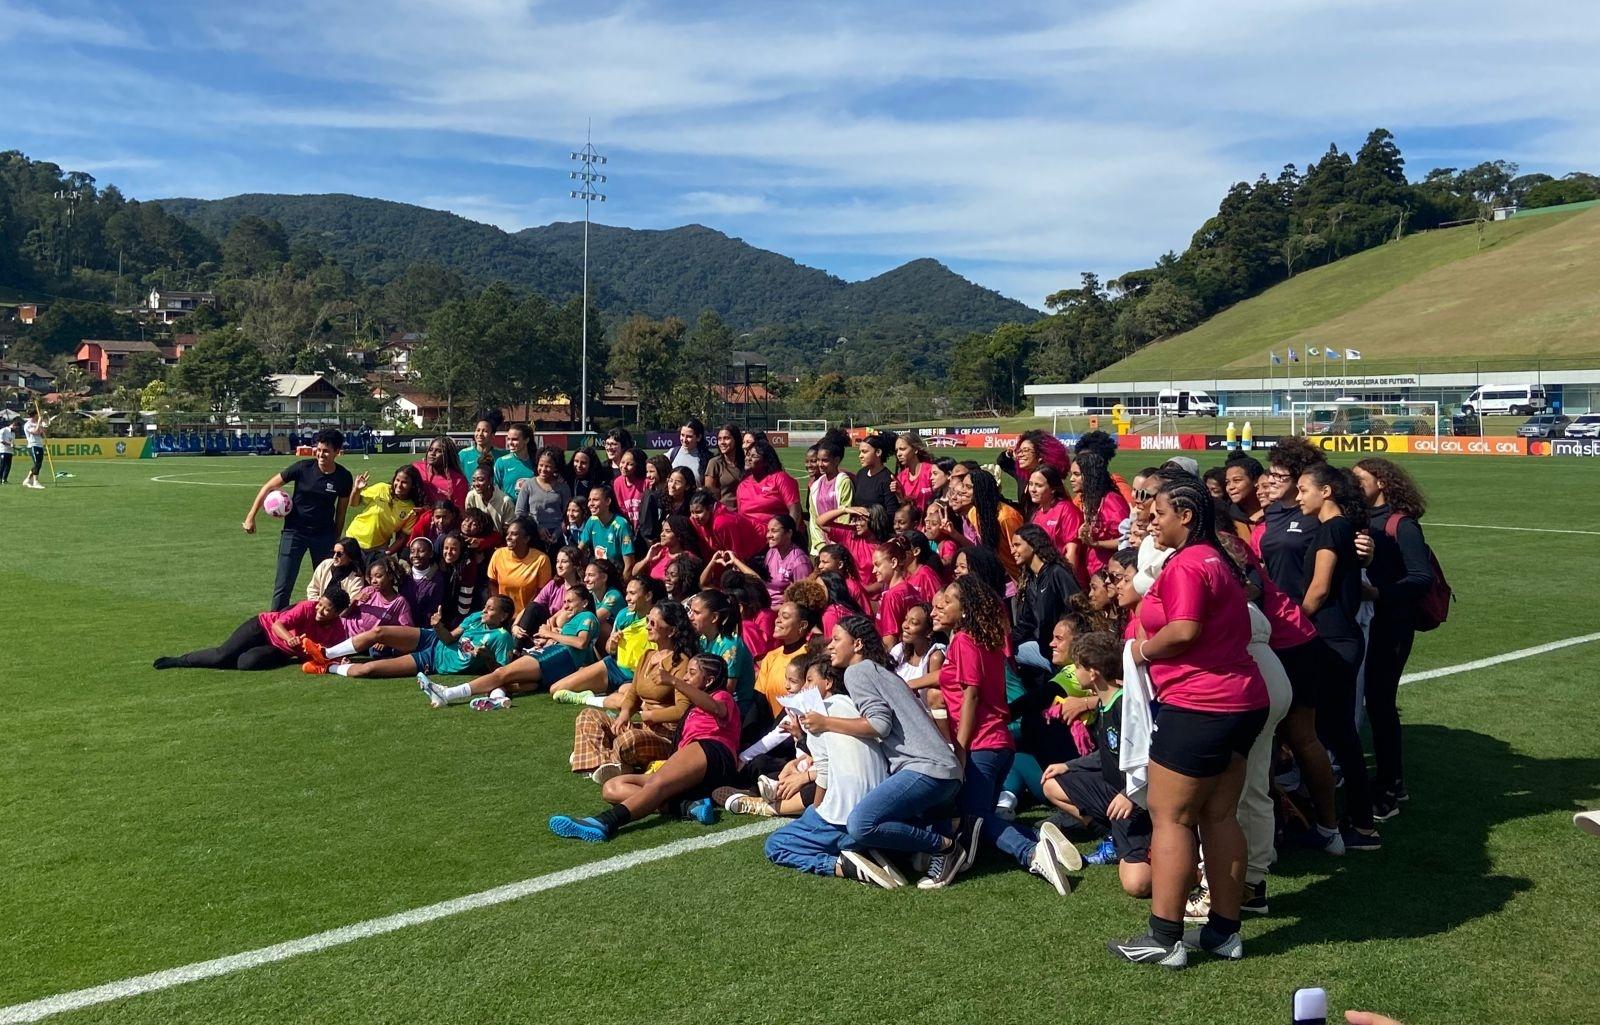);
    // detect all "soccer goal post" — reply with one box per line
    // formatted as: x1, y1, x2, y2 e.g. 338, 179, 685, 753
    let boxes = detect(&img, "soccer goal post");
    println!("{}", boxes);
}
777, 419, 830, 445
1289, 400, 1440, 452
